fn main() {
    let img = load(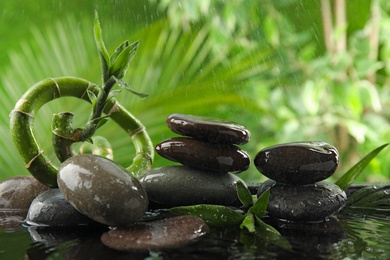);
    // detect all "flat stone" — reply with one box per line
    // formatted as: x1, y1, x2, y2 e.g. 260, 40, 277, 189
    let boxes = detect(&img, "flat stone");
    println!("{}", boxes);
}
0, 176, 48, 210
266, 182, 347, 222
25, 189, 96, 226
101, 215, 209, 252
139, 166, 244, 207
166, 113, 250, 144
155, 137, 250, 174
57, 154, 148, 227
254, 142, 339, 185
